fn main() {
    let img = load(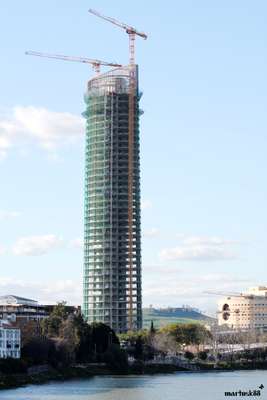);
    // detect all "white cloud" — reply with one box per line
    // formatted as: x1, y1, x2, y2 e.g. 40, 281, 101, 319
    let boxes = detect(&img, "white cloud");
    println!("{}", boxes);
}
0, 277, 81, 305
143, 264, 182, 275
0, 210, 21, 221
143, 228, 160, 238
160, 235, 238, 261
141, 199, 152, 210
182, 236, 239, 246
13, 234, 64, 256
42, 279, 81, 296
70, 237, 83, 249
0, 106, 84, 158
143, 272, 251, 313
160, 246, 236, 261
0, 135, 10, 160
0, 245, 6, 256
